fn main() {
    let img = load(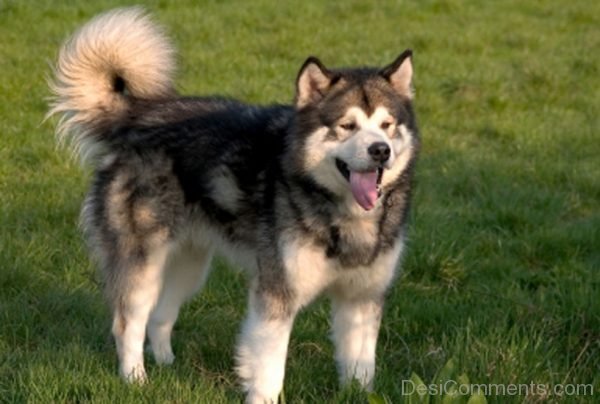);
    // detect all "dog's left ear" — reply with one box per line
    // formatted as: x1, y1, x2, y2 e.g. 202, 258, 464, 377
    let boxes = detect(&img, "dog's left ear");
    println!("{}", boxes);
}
381, 49, 414, 99
295, 57, 338, 109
